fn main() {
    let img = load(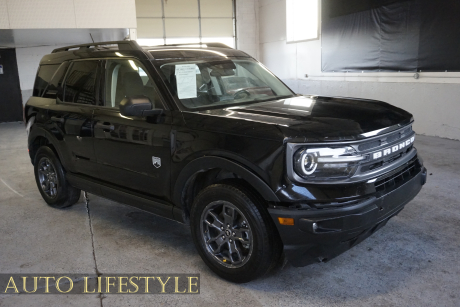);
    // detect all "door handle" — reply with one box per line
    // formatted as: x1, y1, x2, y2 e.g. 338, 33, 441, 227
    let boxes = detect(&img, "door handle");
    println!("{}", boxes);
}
50, 116, 64, 123
95, 122, 114, 131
